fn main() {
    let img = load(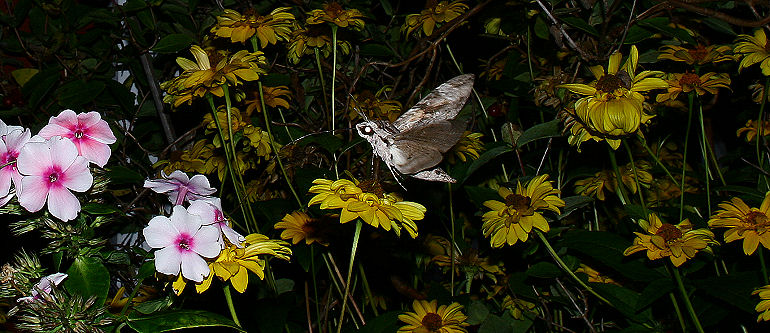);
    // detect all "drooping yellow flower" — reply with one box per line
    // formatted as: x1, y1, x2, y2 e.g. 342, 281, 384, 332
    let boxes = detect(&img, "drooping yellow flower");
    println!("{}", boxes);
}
244, 85, 292, 115
534, 67, 575, 108
449, 132, 484, 163
287, 25, 351, 64
203, 105, 248, 141
349, 89, 403, 122
558, 107, 608, 151
308, 178, 425, 238
398, 300, 469, 333
645, 175, 698, 205
306, 2, 365, 29
655, 72, 731, 103
154, 139, 209, 175
403, 1, 468, 37
735, 29, 770, 75
623, 213, 716, 267
657, 44, 735, 65
242, 125, 274, 159
574, 161, 652, 201
559, 45, 668, 149
575, 264, 620, 285
753, 285, 770, 322
737, 119, 770, 142
480, 59, 506, 81
210, 8, 295, 47
501, 296, 537, 320
195, 234, 291, 293
160, 46, 267, 107
750, 81, 770, 103
432, 248, 503, 283
481, 175, 565, 247
709, 195, 770, 255
274, 211, 331, 246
